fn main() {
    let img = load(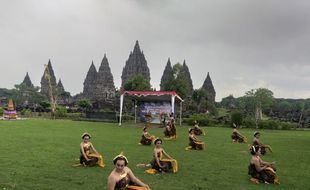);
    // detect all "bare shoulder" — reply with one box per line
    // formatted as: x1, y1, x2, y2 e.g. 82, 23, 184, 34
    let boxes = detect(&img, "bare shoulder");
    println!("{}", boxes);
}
124, 166, 132, 173
108, 171, 117, 181
251, 156, 259, 164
